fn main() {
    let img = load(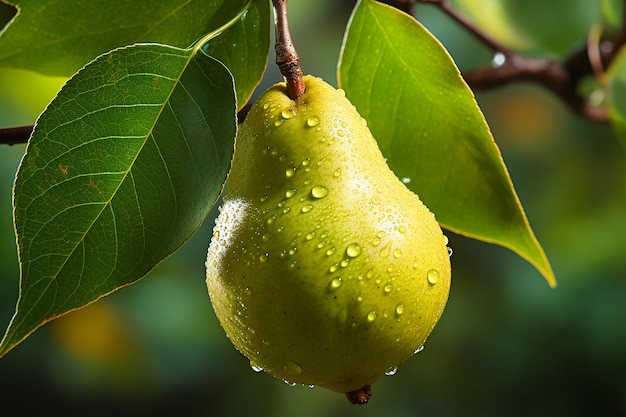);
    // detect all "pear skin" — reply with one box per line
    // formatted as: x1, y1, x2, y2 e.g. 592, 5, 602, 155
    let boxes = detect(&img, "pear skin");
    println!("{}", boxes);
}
206, 75, 451, 393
